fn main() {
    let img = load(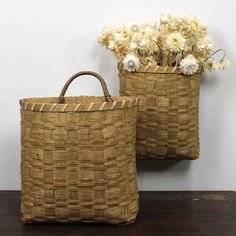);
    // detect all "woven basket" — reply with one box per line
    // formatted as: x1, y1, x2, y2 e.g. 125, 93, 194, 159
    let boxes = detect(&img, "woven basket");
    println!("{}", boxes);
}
119, 64, 201, 160
20, 71, 139, 224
